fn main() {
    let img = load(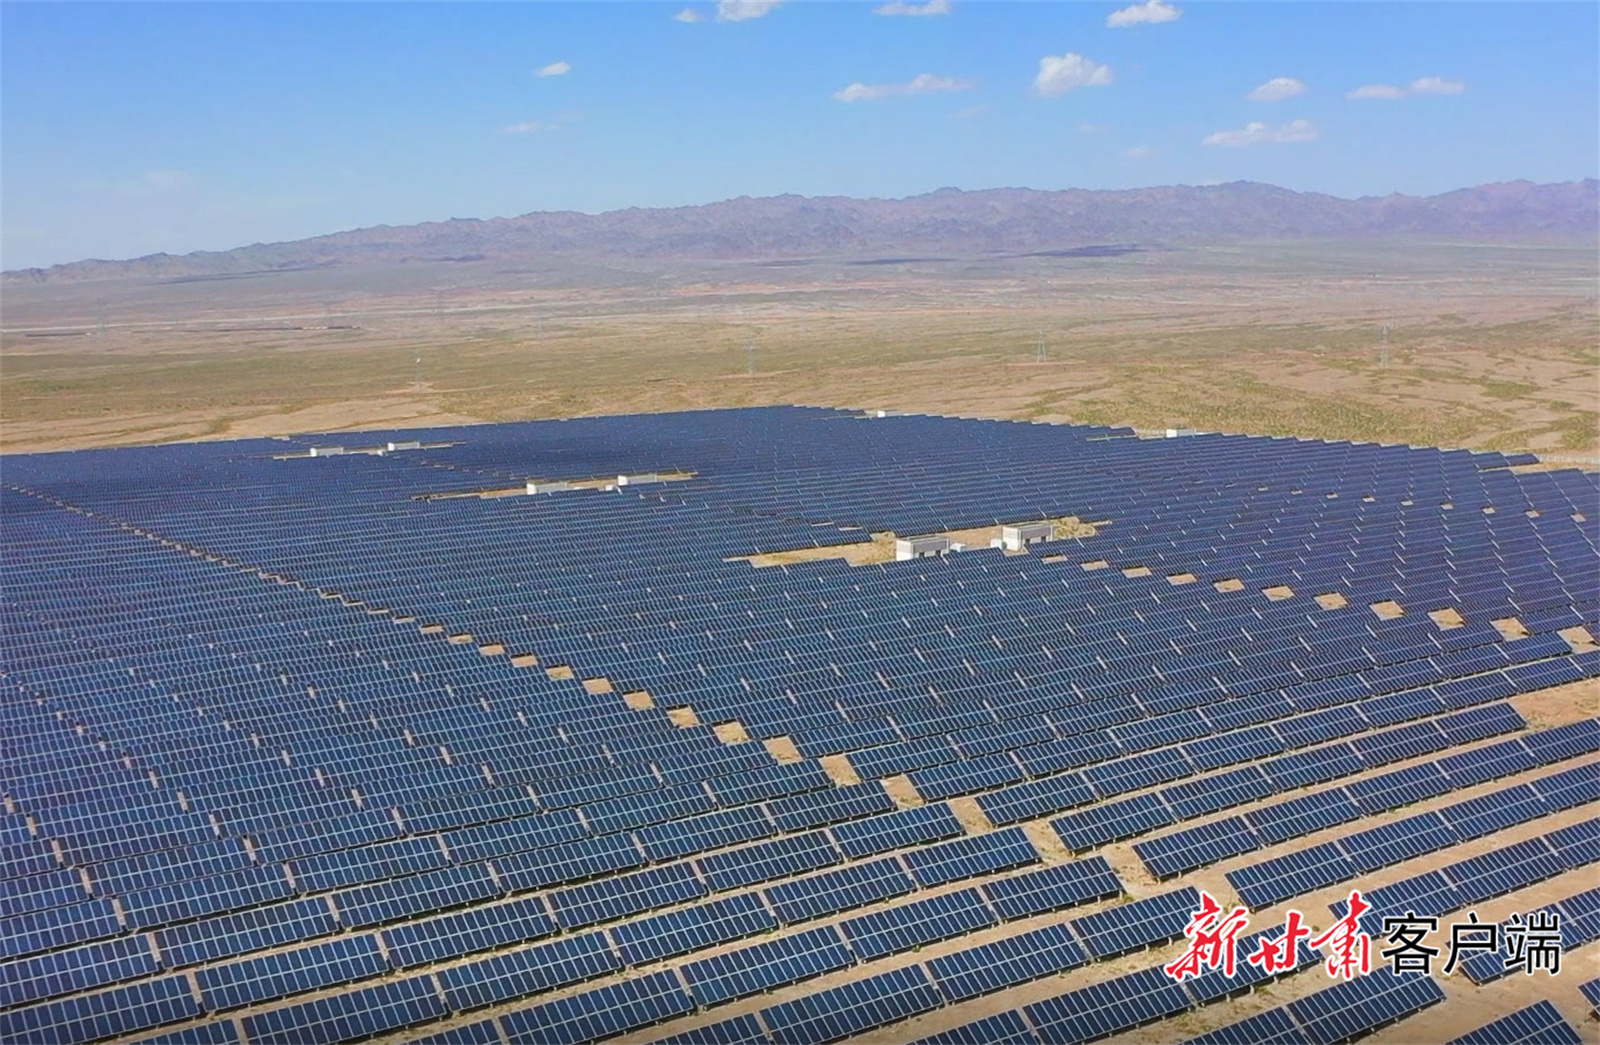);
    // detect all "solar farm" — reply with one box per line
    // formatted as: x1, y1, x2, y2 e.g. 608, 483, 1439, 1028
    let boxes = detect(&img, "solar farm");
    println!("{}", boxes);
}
2, 404, 1597, 1045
